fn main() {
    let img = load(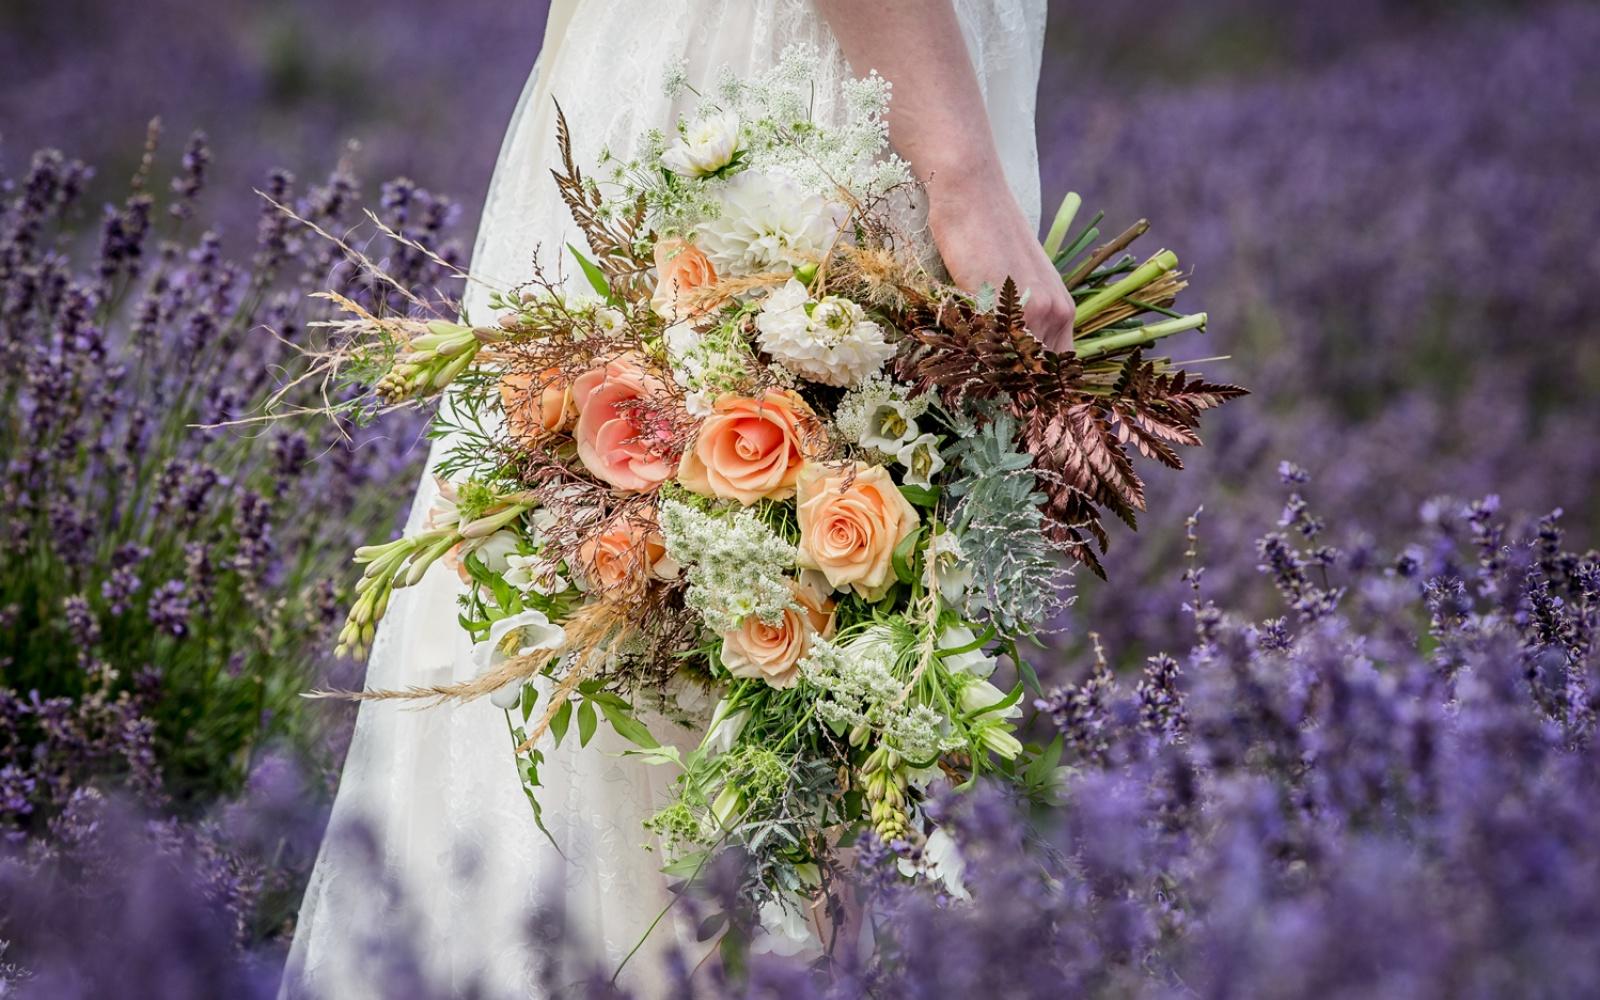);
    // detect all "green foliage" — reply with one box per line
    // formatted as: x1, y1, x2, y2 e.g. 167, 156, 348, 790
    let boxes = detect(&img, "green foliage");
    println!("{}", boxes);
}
943, 405, 1075, 635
